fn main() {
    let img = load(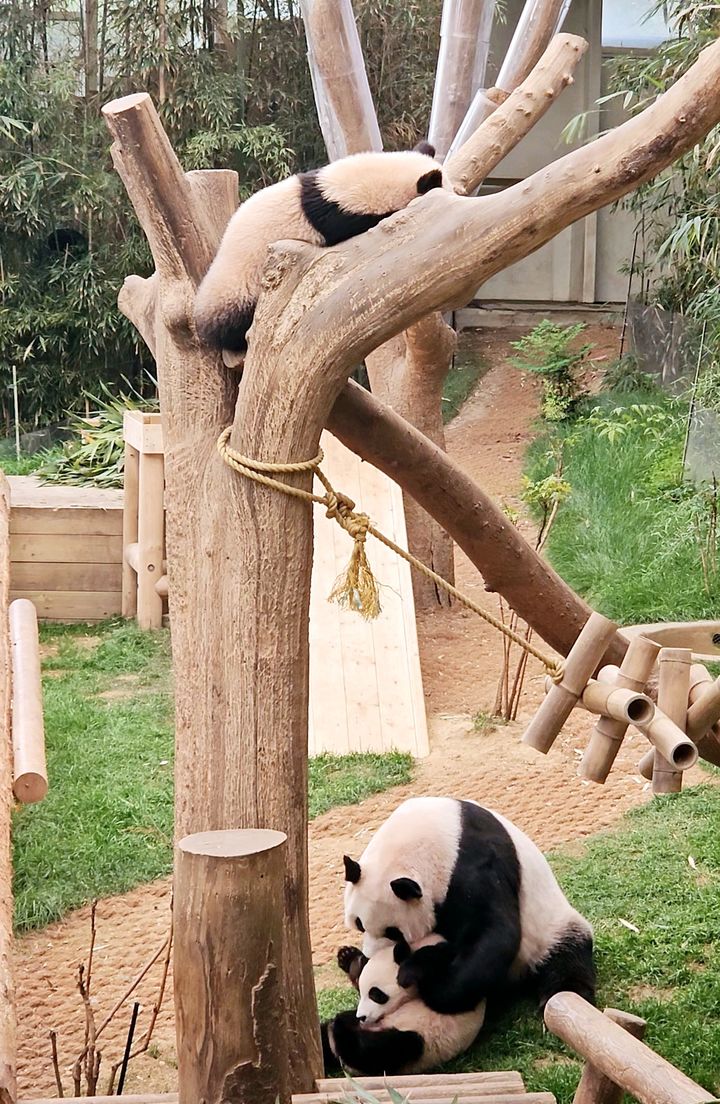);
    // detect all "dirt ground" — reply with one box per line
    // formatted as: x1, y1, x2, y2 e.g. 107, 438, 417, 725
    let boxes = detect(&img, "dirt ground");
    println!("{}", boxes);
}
16, 322, 709, 1097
